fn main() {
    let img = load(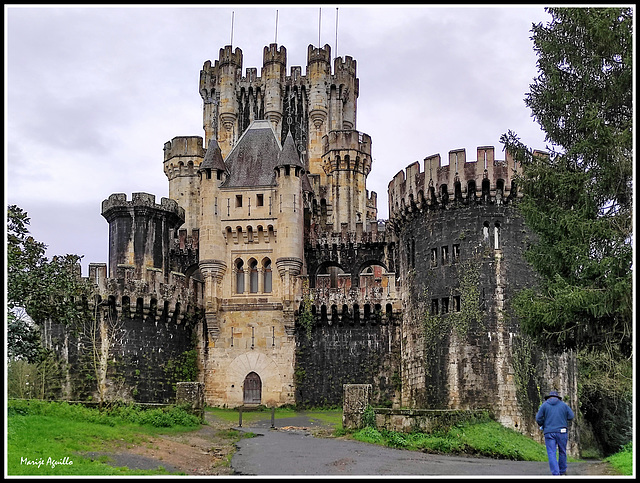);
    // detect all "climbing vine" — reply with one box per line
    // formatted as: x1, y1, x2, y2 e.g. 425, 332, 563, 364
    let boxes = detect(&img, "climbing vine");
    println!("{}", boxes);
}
298, 278, 314, 341
420, 255, 484, 377
511, 333, 543, 415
